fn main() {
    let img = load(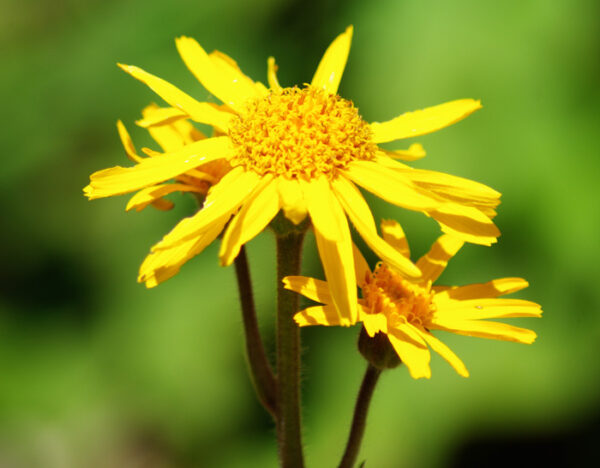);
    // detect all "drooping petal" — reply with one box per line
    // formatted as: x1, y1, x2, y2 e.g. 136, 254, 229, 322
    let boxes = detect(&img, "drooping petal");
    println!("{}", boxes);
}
153, 168, 261, 249
294, 304, 342, 327
311, 25, 353, 94
430, 318, 537, 344
277, 177, 307, 225
175, 37, 264, 112
430, 203, 500, 246
139, 215, 228, 287
344, 161, 438, 211
380, 219, 410, 258
417, 328, 469, 377
219, 177, 280, 265
416, 234, 464, 284
135, 106, 188, 128
370, 99, 482, 143
387, 329, 431, 379
267, 57, 282, 90
313, 227, 358, 326
435, 298, 542, 320
283, 276, 333, 305
85, 136, 235, 199
434, 278, 530, 301
404, 167, 501, 201
380, 143, 426, 161
126, 183, 203, 212
332, 176, 420, 278
117, 64, 234, 131
117, 120, 143, 163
